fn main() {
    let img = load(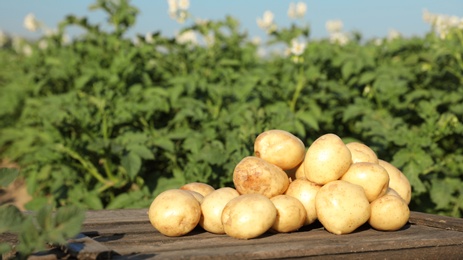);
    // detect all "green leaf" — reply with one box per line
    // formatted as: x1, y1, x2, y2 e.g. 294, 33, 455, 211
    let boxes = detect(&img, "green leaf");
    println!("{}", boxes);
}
0, 204, 24, 233
0, 243, 12, 255
296, 110, 319, 131
121, 152, 142, 180
153, 138, 175, 153
36, 204, 54, 231
54, 205, 85, 241
17, 217, 44, 256
0, 168, 19, 187
128, 144, 154, 160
